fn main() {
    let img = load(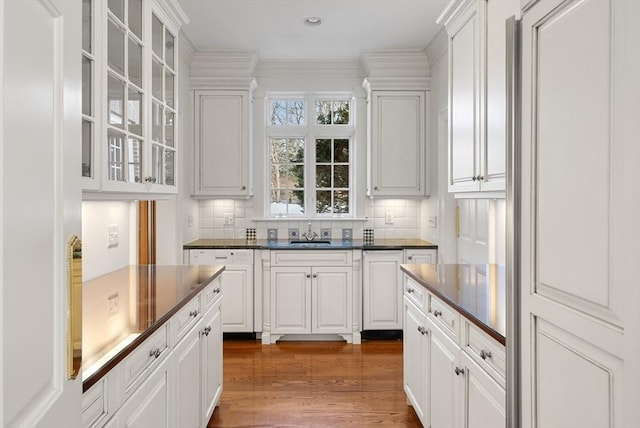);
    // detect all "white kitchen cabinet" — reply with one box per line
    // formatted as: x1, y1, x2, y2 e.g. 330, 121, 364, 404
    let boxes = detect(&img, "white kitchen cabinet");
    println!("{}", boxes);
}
200, 300, 223, 428
439, 0, 519, 195
403, 298, 429, 424
82, 0, 186, 197
263, 250, 359, 344
403, 278, 505, 428
194, 89, 254, 198
362, 80, 429, 198
519, 0, 640, 426
404, 248, 437, 265
190, 249, 254, 332
115, 355, 172, 428
363, 251, 404, 330
173, 324, 202, 428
